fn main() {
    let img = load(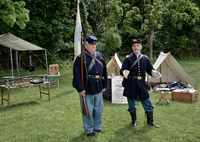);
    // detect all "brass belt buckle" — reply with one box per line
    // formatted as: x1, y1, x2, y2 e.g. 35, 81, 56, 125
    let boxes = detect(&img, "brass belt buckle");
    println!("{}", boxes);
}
95, 75, 100, 79
137, 76, 142, 80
